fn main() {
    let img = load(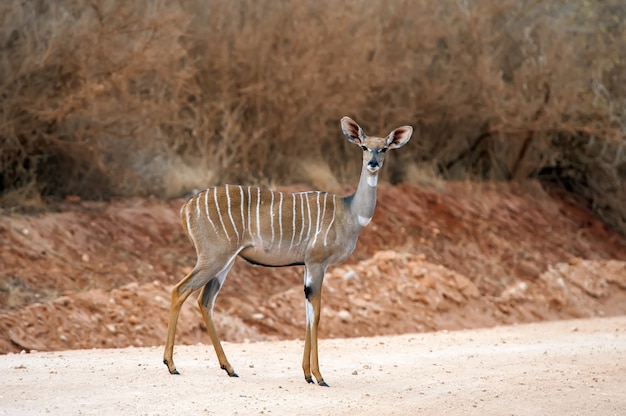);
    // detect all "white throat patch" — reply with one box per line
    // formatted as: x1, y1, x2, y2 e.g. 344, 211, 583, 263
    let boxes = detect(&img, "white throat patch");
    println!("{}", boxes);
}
367, 174, 378, 187
358, 215, 372, 227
